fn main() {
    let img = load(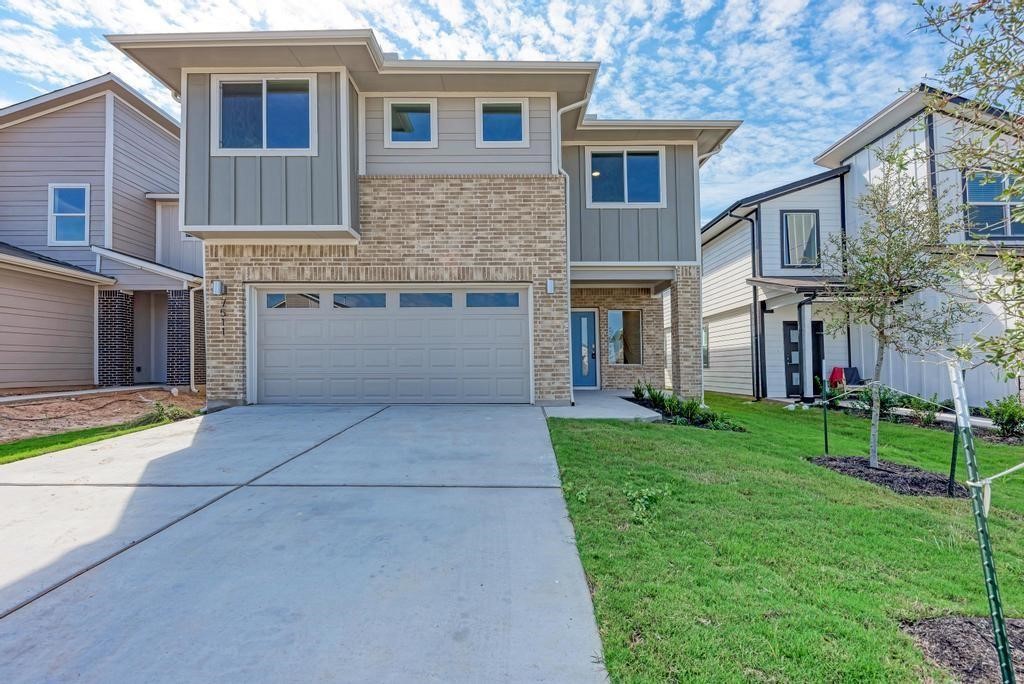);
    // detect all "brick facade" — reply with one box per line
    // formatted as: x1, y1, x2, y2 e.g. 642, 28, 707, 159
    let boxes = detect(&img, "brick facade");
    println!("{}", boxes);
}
570, 287, 667, 391
192, 289, 207, 385
166, 290, 191, 385
97, 290, 133, 387
202, 175, 570, 406
668, 265, 703, 398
